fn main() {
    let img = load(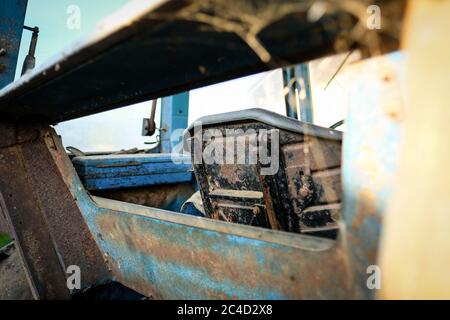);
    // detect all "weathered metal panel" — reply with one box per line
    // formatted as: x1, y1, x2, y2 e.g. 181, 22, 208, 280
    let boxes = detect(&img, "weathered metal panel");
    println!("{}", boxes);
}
0, 0, 409, 300
0, 0, 27, 88
0, 204, 9, 237
0, 123, 382, 299
0, 0, 405, 123
160, 93, 190, 153
91, 183, 196, 213
38, 130, 355, 299
0, 124, 110, 299
72, 154, 193, 190
85, 197, 353, 299
341, 51, 405, 298
0, 143, 70, 299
